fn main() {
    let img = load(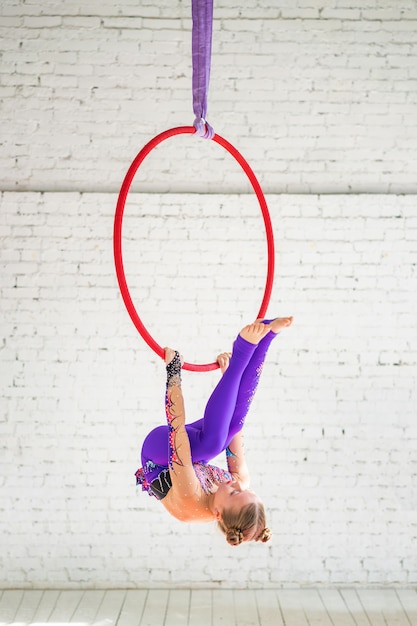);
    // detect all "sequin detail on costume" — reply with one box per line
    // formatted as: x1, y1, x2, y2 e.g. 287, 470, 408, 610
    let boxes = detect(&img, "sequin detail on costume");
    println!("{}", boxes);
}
166, 350, 182, 388
238, 360, 265, 427
135, 461, 232, 500
135, 460, 157, 496
165, 350, 184, 469
193, 462, 232, 494
165, 386, 184, 469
